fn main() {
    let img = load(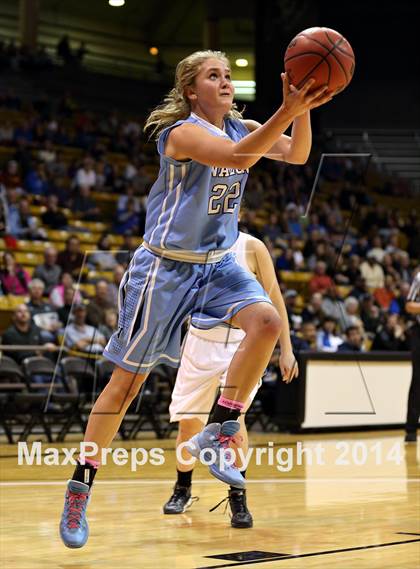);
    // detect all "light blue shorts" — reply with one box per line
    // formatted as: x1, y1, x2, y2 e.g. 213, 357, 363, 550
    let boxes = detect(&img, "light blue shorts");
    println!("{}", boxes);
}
103, 247, 271, 374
